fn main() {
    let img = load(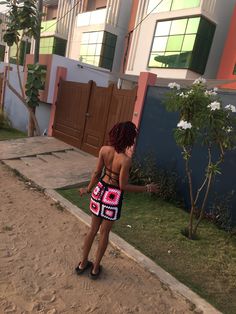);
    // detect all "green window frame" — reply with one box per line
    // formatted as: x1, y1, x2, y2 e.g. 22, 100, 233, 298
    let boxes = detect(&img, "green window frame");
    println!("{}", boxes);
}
148, 16, 215, 74
39, 36, 67, 56
80, 31, 117, 71
147, 0, 200, 14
